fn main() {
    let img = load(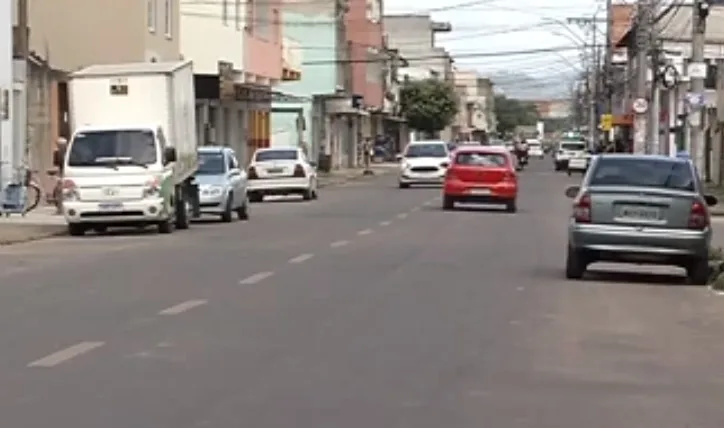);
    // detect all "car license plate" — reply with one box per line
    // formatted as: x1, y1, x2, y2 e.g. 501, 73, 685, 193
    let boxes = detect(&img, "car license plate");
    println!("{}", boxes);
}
267, 168, 283, 174
469, 188, 491, 195
618, 205, 660, 221
98, 202, 123, 211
